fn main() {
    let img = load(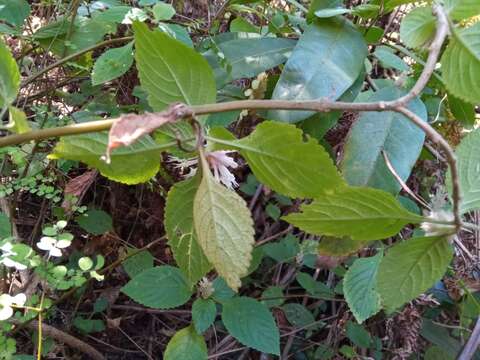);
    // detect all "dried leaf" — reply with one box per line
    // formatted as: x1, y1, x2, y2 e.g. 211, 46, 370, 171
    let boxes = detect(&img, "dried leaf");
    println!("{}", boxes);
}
103, 103, 193, 163
62, 170, 98, 212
